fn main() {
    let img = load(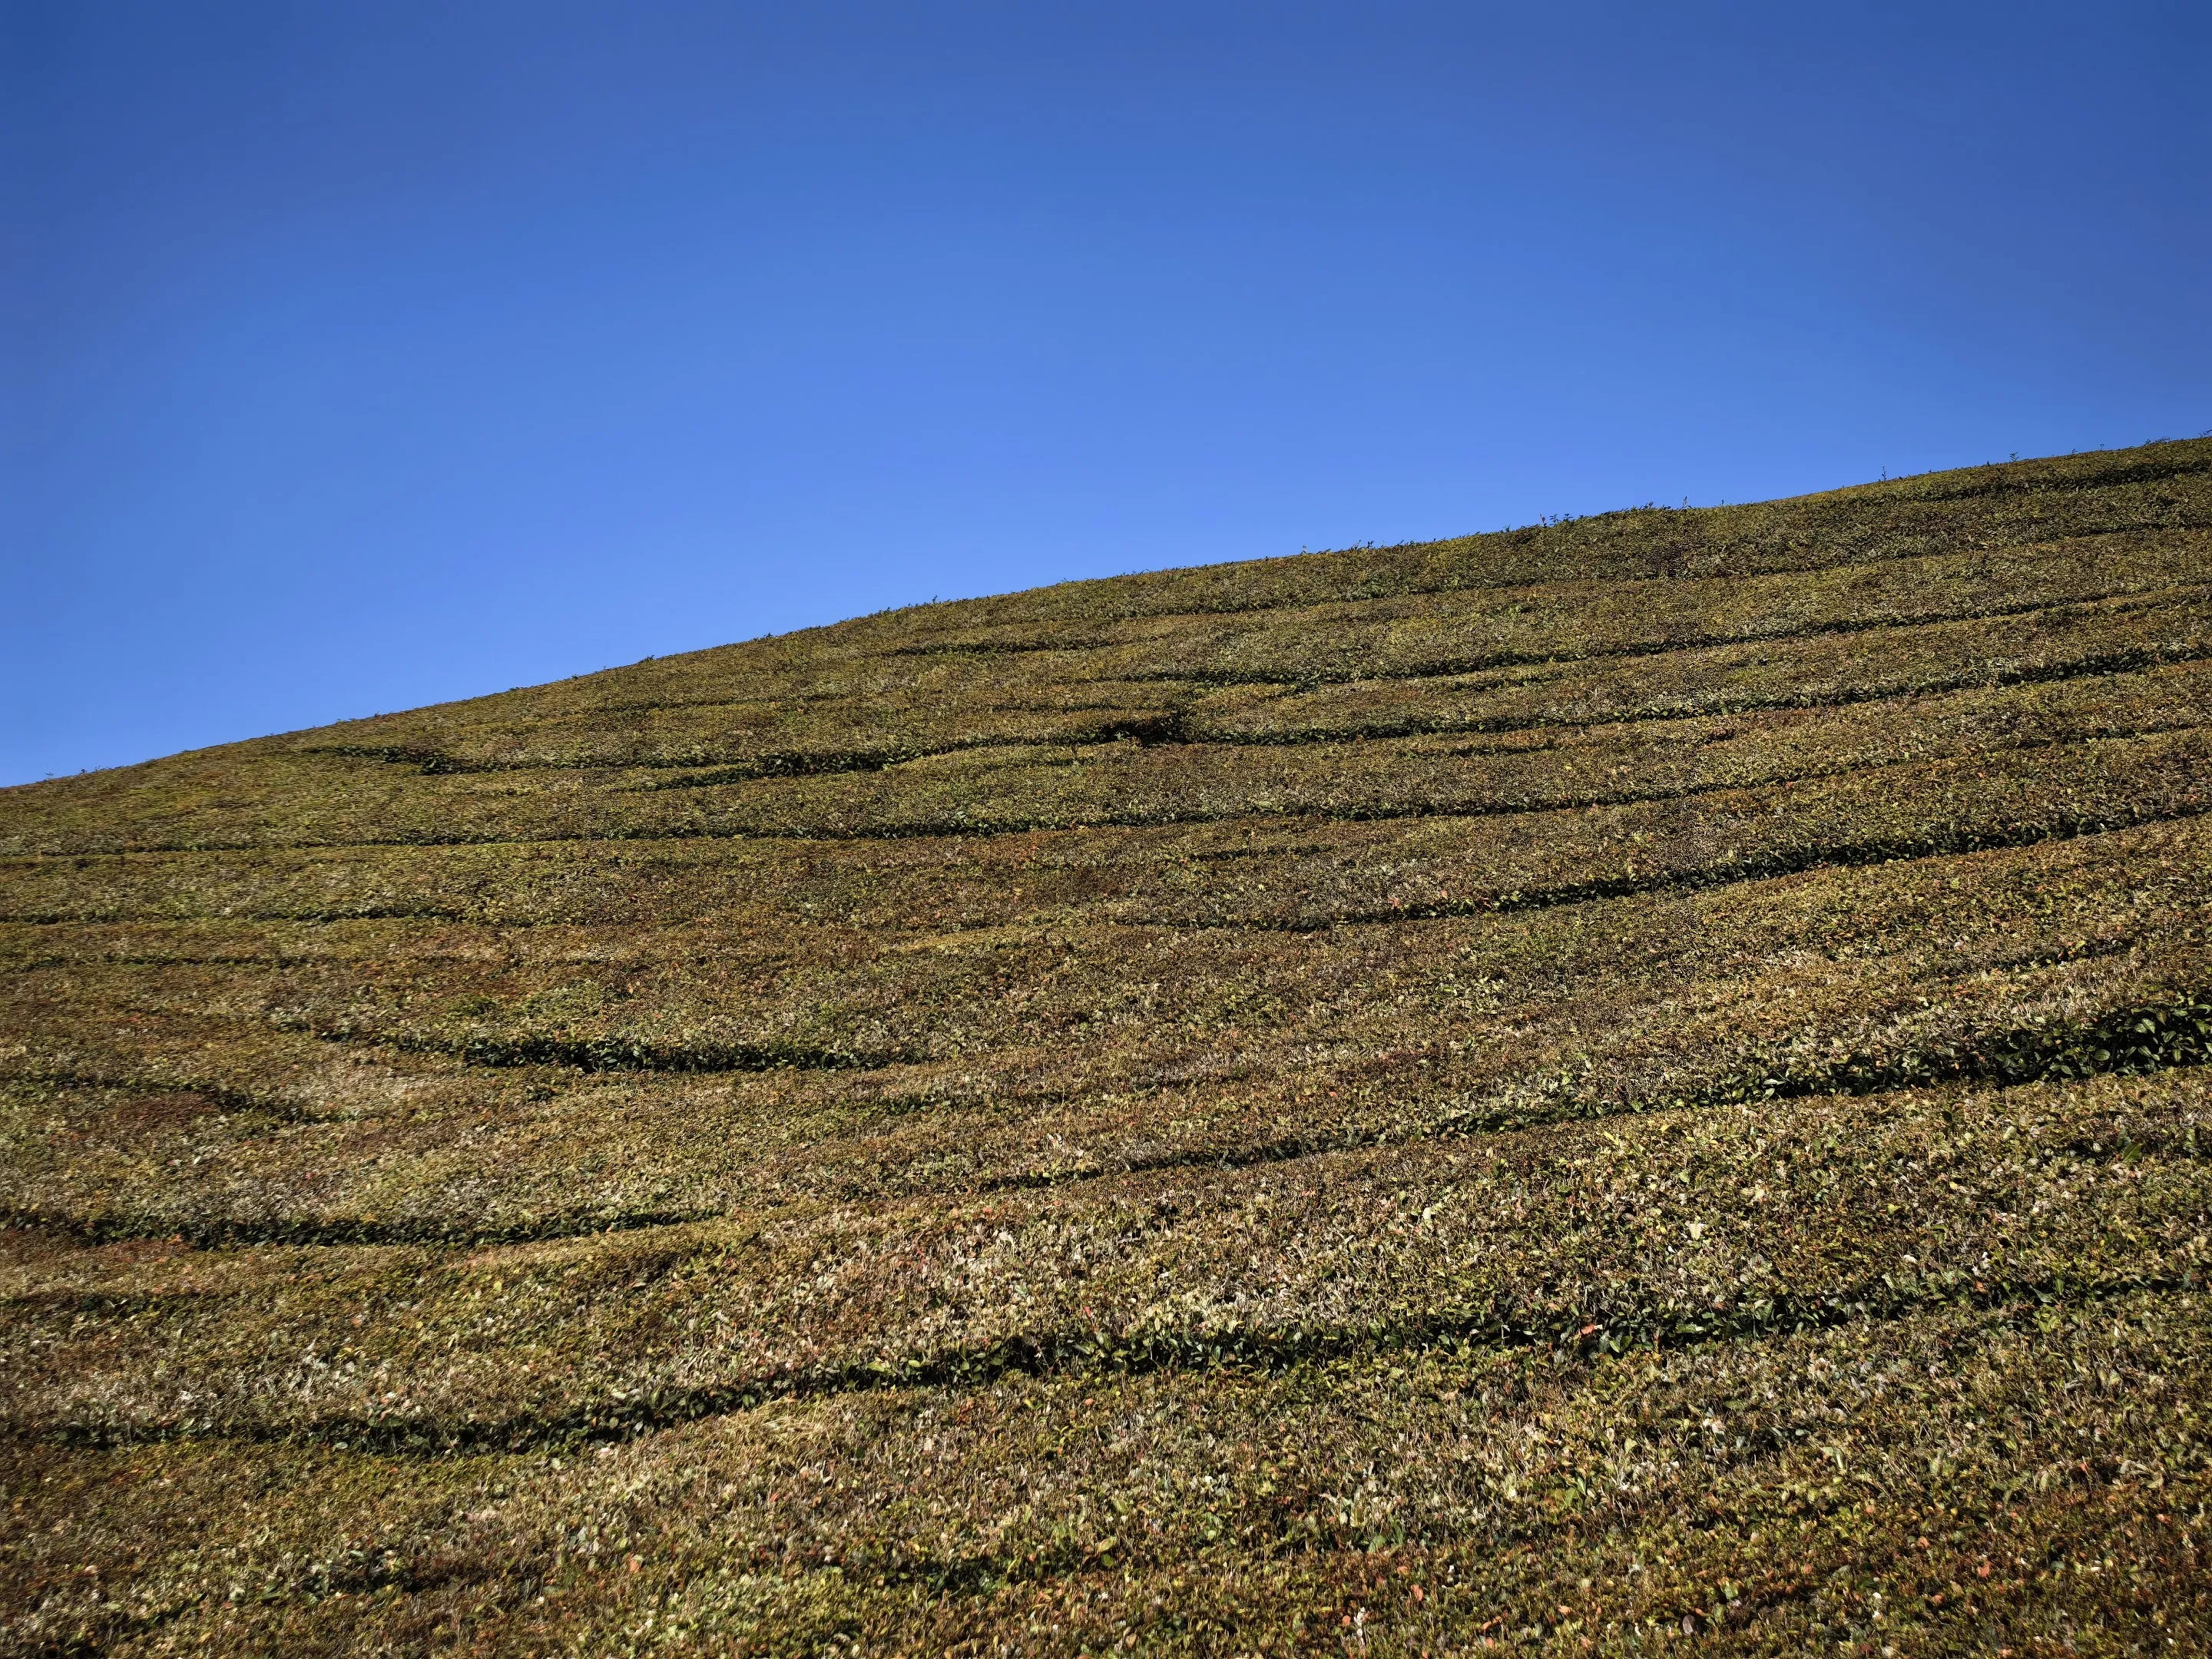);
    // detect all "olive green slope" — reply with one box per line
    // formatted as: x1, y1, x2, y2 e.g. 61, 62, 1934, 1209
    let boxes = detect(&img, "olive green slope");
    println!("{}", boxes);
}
5, 441, 2212, 1656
